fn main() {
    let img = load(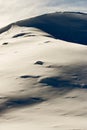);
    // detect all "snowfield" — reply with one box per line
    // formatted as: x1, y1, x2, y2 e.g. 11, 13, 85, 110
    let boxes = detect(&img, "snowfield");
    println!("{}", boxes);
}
0, 12, 87, 130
